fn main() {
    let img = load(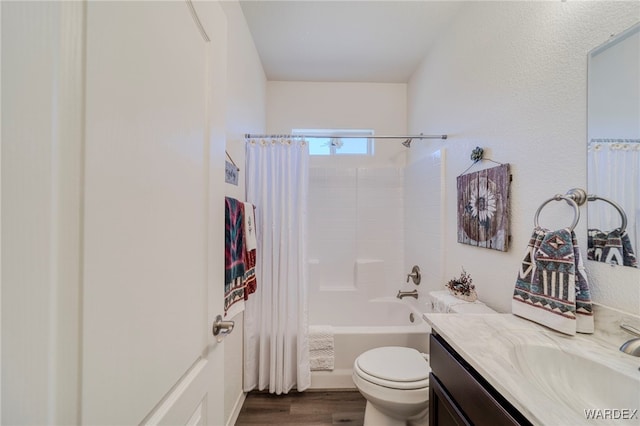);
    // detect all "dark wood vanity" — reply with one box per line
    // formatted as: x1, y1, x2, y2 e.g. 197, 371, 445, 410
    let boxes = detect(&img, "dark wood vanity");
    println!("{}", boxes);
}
429, 333, 532, 426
